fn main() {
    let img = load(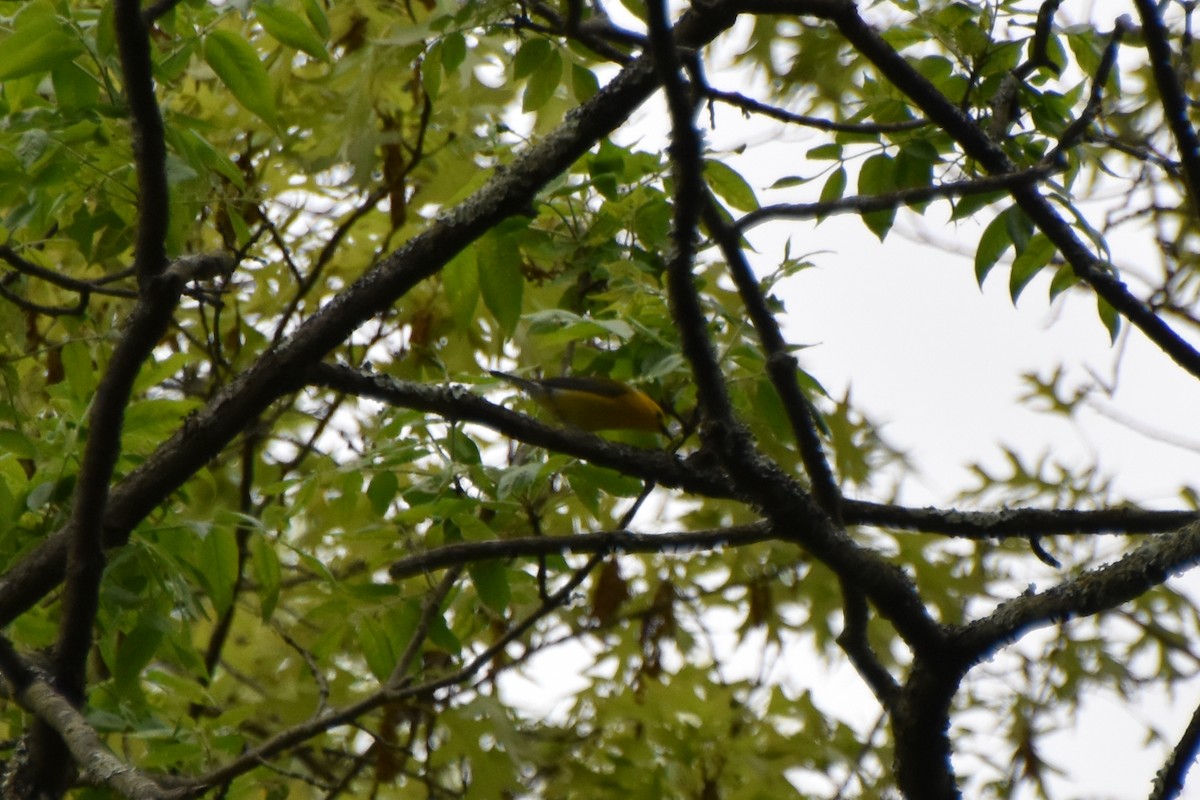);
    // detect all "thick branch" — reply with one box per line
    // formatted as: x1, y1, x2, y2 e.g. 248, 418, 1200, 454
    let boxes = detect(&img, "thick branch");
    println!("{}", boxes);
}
652, 0, 944, 654
54, 0, 175, 704
956, 520, 1200, 659
305, 363, 736, 498
837, 581, 901, 710
1151, 695, 1200, 800
842, 499, 1196, 539
1134, 0, 1200, 212
0, 638, 165, 799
